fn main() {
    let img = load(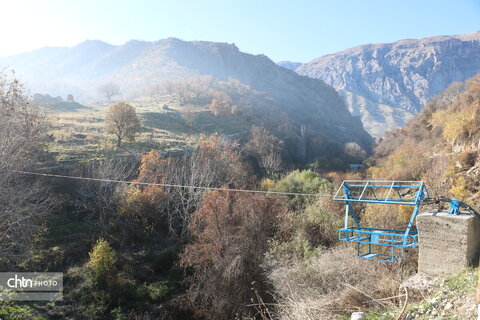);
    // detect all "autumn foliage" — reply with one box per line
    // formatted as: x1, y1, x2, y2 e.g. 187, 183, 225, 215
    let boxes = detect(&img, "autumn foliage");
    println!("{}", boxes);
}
133, 135, 252, 237
105, 102, 141, 147
180, 190, 285, 319
371, 73, 480, 203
